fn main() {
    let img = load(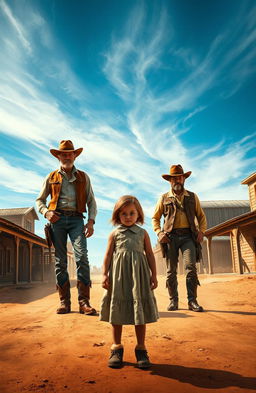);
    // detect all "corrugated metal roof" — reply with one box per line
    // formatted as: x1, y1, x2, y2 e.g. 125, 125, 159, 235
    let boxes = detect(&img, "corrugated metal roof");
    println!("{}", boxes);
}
201, 200, 249, 208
